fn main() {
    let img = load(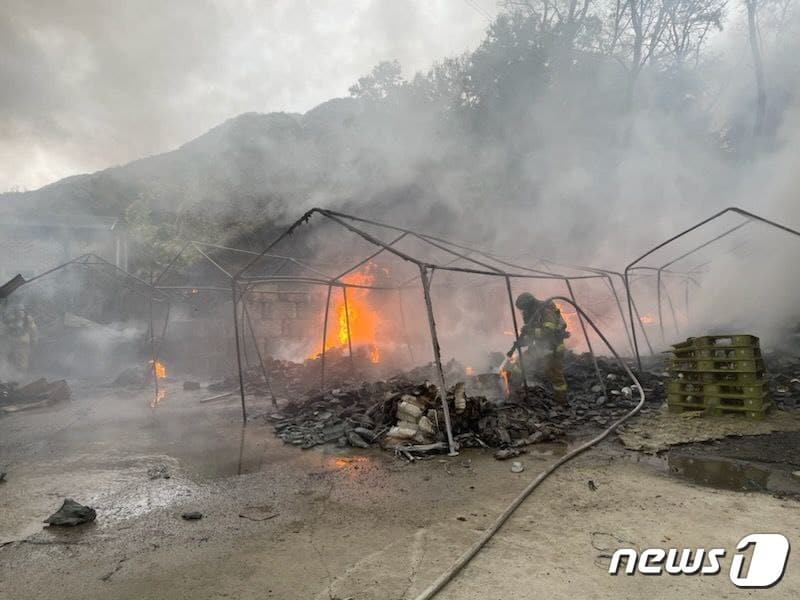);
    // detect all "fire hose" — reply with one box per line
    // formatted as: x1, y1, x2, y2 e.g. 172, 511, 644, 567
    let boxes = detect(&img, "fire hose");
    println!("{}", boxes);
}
412, 296, 645, 600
